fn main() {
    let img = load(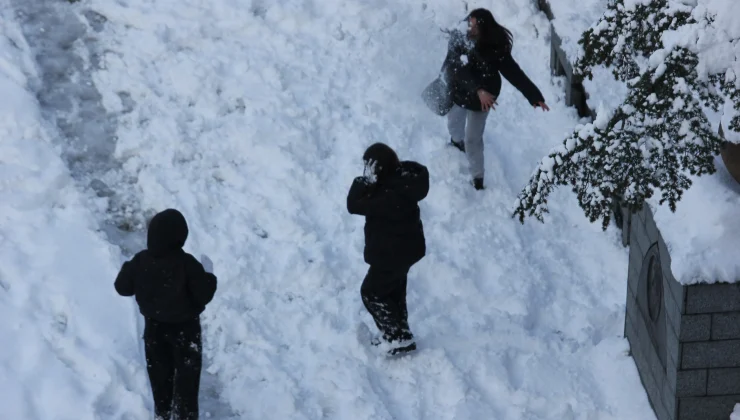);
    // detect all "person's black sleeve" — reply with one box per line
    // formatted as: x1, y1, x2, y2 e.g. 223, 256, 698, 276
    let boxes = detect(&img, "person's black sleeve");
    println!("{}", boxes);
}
186, 256, 218, 308
498, 53, 545, 105
114, 260, 135, 297
347, 177, 404, 218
